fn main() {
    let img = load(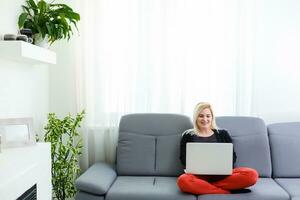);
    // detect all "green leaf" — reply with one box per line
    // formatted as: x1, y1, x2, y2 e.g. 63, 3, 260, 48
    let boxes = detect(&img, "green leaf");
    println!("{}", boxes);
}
21, 5, 32, 16
37, 0, 47, 13
50, 3, 73, 11
59, 14, 69, 29
27, 0, 38, 15
65, 11, 80, 21
28, 0, 37, 8
18, 13, 29, 28
23, 20, 34, 31
45, 22, 52, 36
